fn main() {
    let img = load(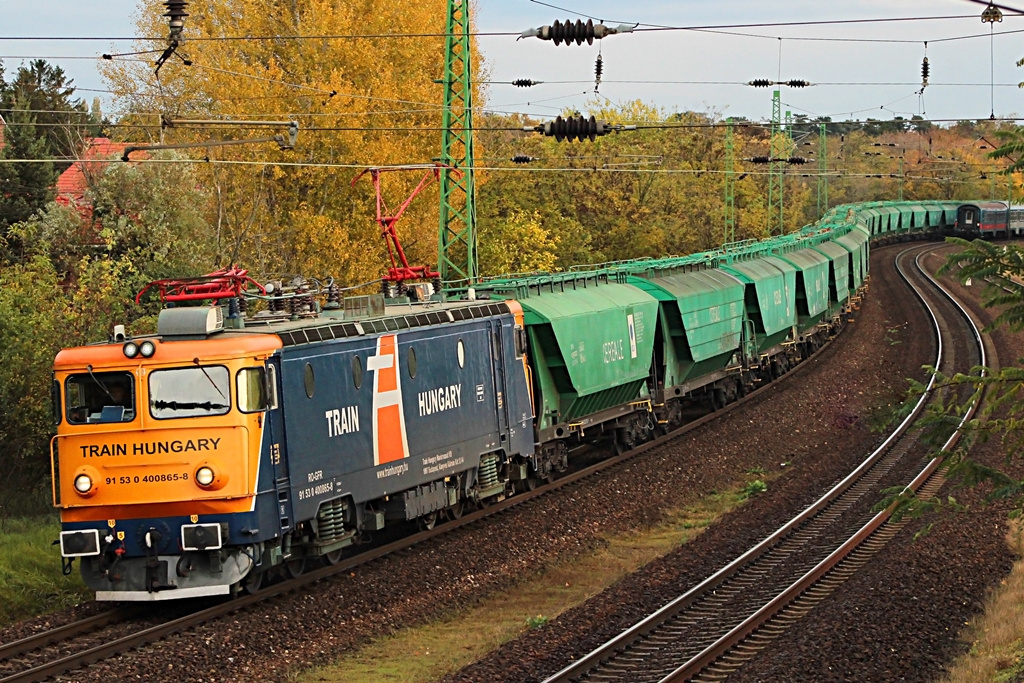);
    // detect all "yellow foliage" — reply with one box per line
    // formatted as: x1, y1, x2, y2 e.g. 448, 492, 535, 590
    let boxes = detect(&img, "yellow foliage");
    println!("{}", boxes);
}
101, 0, 460, 280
